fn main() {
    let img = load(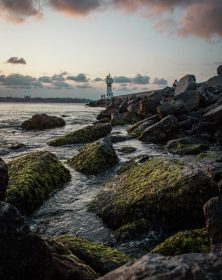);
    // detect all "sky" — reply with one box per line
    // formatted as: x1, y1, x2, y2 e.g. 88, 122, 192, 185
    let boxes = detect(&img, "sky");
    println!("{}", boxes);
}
0, 0, 221, 100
